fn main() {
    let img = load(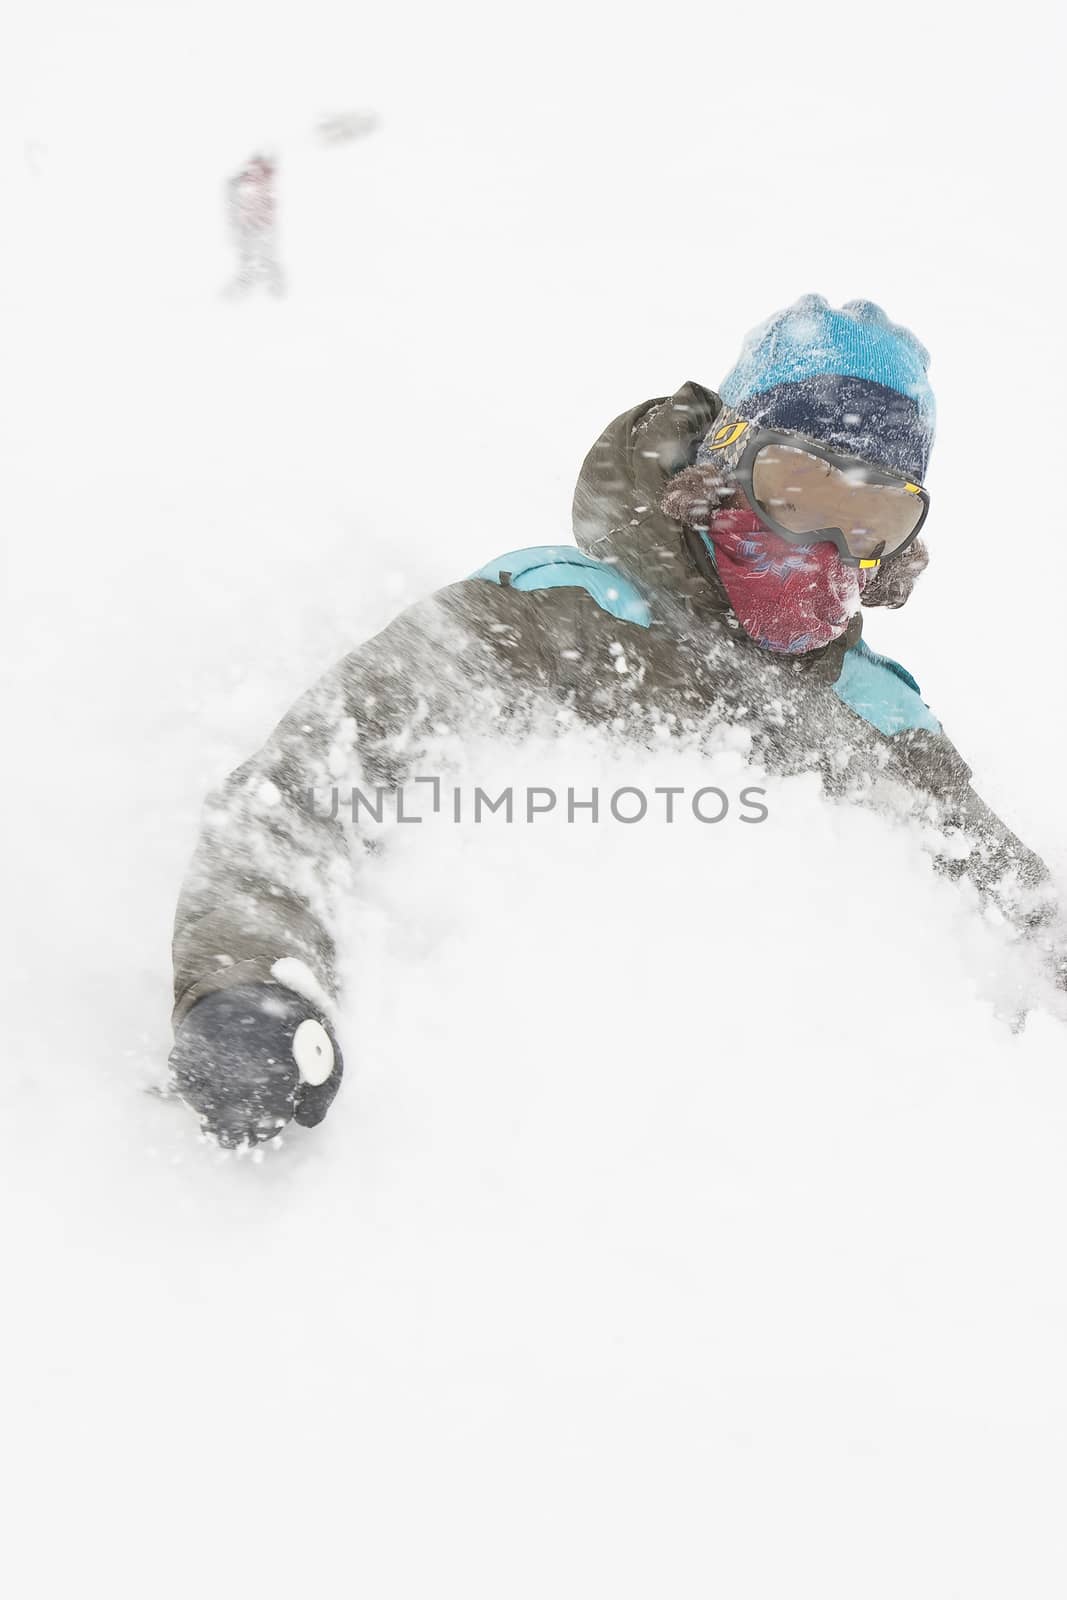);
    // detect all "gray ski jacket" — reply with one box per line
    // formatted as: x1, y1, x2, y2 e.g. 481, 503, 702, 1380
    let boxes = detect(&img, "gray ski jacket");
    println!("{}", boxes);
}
172, 383, 1059, 1026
